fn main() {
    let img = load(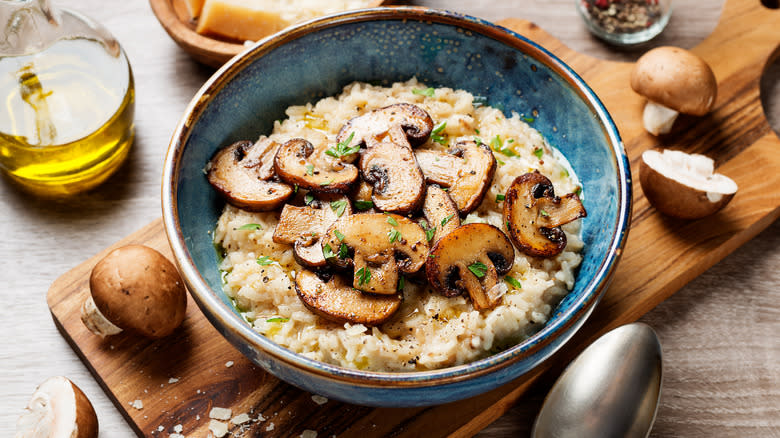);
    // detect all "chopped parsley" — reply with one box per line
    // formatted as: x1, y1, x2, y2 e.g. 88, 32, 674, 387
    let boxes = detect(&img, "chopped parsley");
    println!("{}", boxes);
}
431, 121, 447, 145
523, 116, 535, 123
334, 229, 346, 241
491, 134, 517, 157
325, 132, 360, 158
425, 225, 436, 242
574, 186, 583, 197
323, 243, 335, 259
354, 200, 374, 211
388, 229, 402, 243
338, 243, 349, 259
305, 164, 314, 176
504, 275, 522, 289
256, 255, 275, 266
319, 179, 332, 186
330, 200, 348, 217
495, 194, 505, 202
304, 193, 315, 205
237, 223, 262, 231
356, 267, 371, 286
386, 215, 399, 227
533, 148, 544, 159
440, 214, 454, 227
266, 317, 289, 323
398, 275, 406, 291
540, 209, 550, 217
468, 261, 488, 278
412, 87, 435, 97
